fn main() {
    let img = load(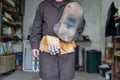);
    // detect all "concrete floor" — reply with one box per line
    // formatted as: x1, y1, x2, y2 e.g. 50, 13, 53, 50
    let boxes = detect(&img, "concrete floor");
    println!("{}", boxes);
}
0, 71, 105, 80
